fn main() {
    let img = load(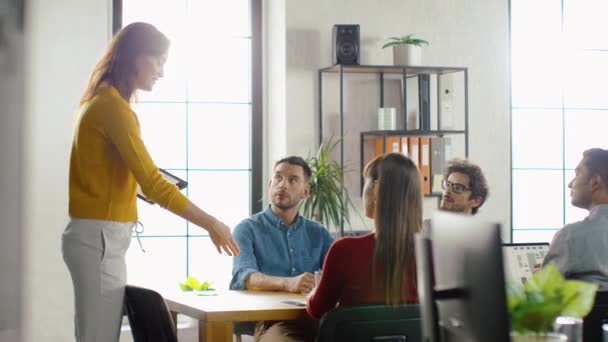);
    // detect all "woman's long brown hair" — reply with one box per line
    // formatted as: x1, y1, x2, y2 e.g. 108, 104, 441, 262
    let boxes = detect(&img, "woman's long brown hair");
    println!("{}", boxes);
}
364, 153, 423, 305
80, 22, 169, 105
